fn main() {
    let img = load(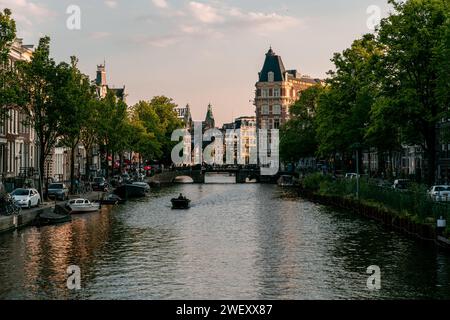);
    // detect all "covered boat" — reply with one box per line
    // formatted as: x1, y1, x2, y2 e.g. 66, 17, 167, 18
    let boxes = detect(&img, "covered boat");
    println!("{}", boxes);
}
34, 207, 72, 226
66, 198, 101, 213
113, 183, 148, 199
277, 175, 295, 187
98, 193, 126, 205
